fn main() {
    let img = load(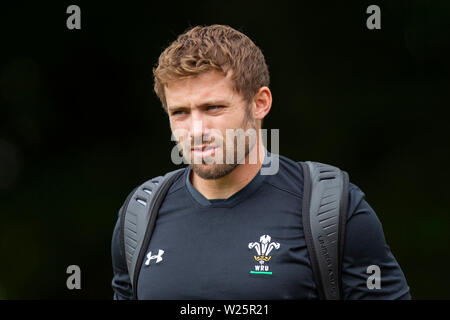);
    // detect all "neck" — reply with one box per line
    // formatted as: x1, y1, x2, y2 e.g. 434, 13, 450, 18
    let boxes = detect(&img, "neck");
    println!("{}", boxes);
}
190, 139, 266, 200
